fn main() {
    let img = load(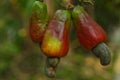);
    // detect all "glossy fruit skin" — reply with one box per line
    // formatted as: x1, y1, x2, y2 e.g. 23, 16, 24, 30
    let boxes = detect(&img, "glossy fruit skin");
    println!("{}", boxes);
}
72, 6, 107, 50
41, 10, 71, 57
29, 1, 48, 43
